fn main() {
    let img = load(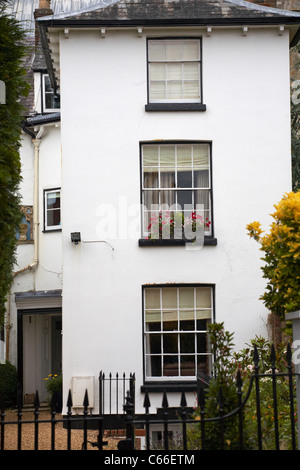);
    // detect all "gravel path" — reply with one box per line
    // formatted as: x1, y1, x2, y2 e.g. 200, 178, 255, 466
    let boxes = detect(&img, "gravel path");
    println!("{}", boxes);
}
1, 409, 122, 451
